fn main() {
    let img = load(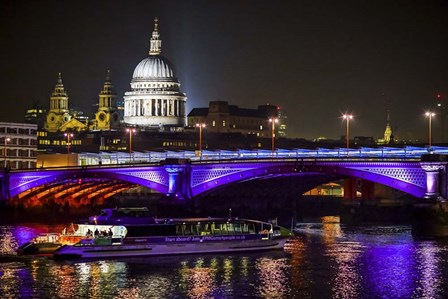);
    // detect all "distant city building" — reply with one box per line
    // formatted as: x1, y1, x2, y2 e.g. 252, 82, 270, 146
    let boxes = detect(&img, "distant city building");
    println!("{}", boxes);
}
30, 17, 295, 153
0, 122, 37, 169
277, 108, 287, 137
24, 103, 46, 129
188, 101, 279, 137
123, 18, 187, 130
